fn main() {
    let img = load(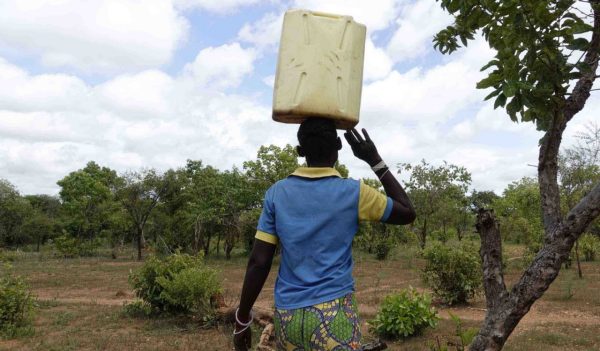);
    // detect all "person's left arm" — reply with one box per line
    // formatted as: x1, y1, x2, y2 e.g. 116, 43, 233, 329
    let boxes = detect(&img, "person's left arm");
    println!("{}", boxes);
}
233, 187, 279, 351
233, 239, 276, 350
